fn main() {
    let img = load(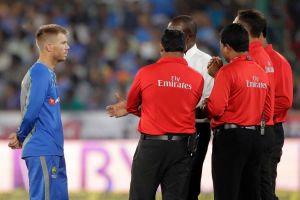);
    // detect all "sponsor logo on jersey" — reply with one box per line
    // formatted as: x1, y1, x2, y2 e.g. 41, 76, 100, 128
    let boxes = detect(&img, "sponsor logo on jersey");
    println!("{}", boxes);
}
48, 97, 60, 105
246, 75, 267, 89
265, 61, 274, 73
51, 166, 57, 179
158, 75, 192, 90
